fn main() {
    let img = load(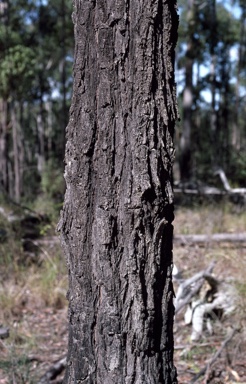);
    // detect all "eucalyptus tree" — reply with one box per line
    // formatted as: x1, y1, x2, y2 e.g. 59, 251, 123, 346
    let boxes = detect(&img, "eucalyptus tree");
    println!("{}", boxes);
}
232, 0, 246, 154
179, 0, 196, 181
0, 0, 73, 202
0, 0, 37, 200
59, 0, 179, 383
177, 0, 245, 184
